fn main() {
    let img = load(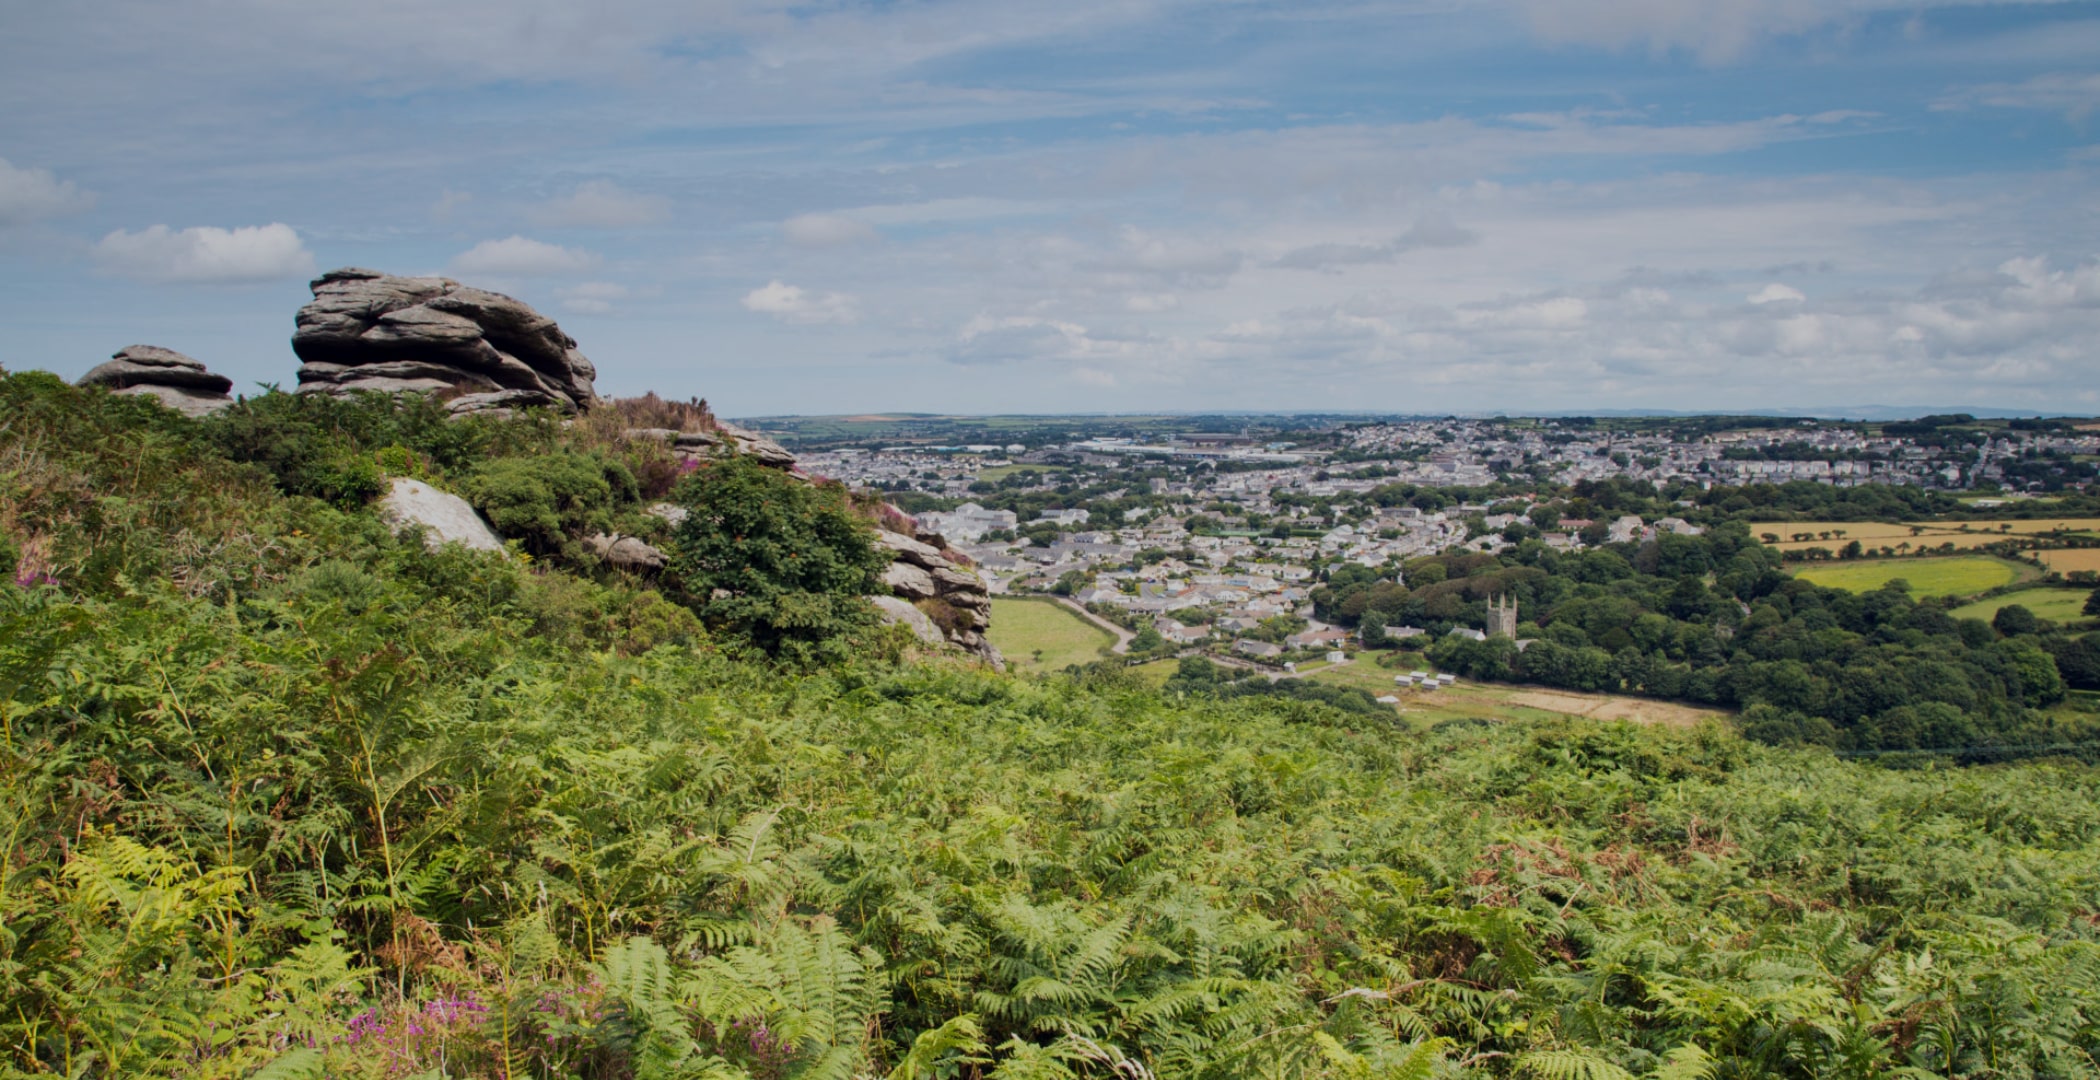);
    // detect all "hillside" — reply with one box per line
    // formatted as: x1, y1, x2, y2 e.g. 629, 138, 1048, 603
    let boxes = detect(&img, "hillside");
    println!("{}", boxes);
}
2, 372, 2098, 1078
